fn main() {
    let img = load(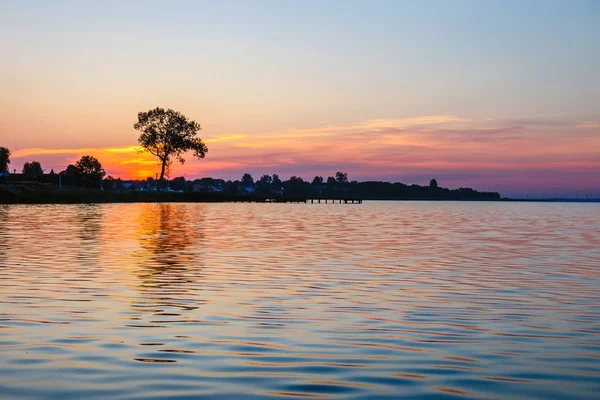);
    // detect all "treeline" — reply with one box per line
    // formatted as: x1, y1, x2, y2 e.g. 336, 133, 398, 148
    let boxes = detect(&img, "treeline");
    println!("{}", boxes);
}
1, 146, 500, 200
0, 149, 107, 188
178, 172, 500, 200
